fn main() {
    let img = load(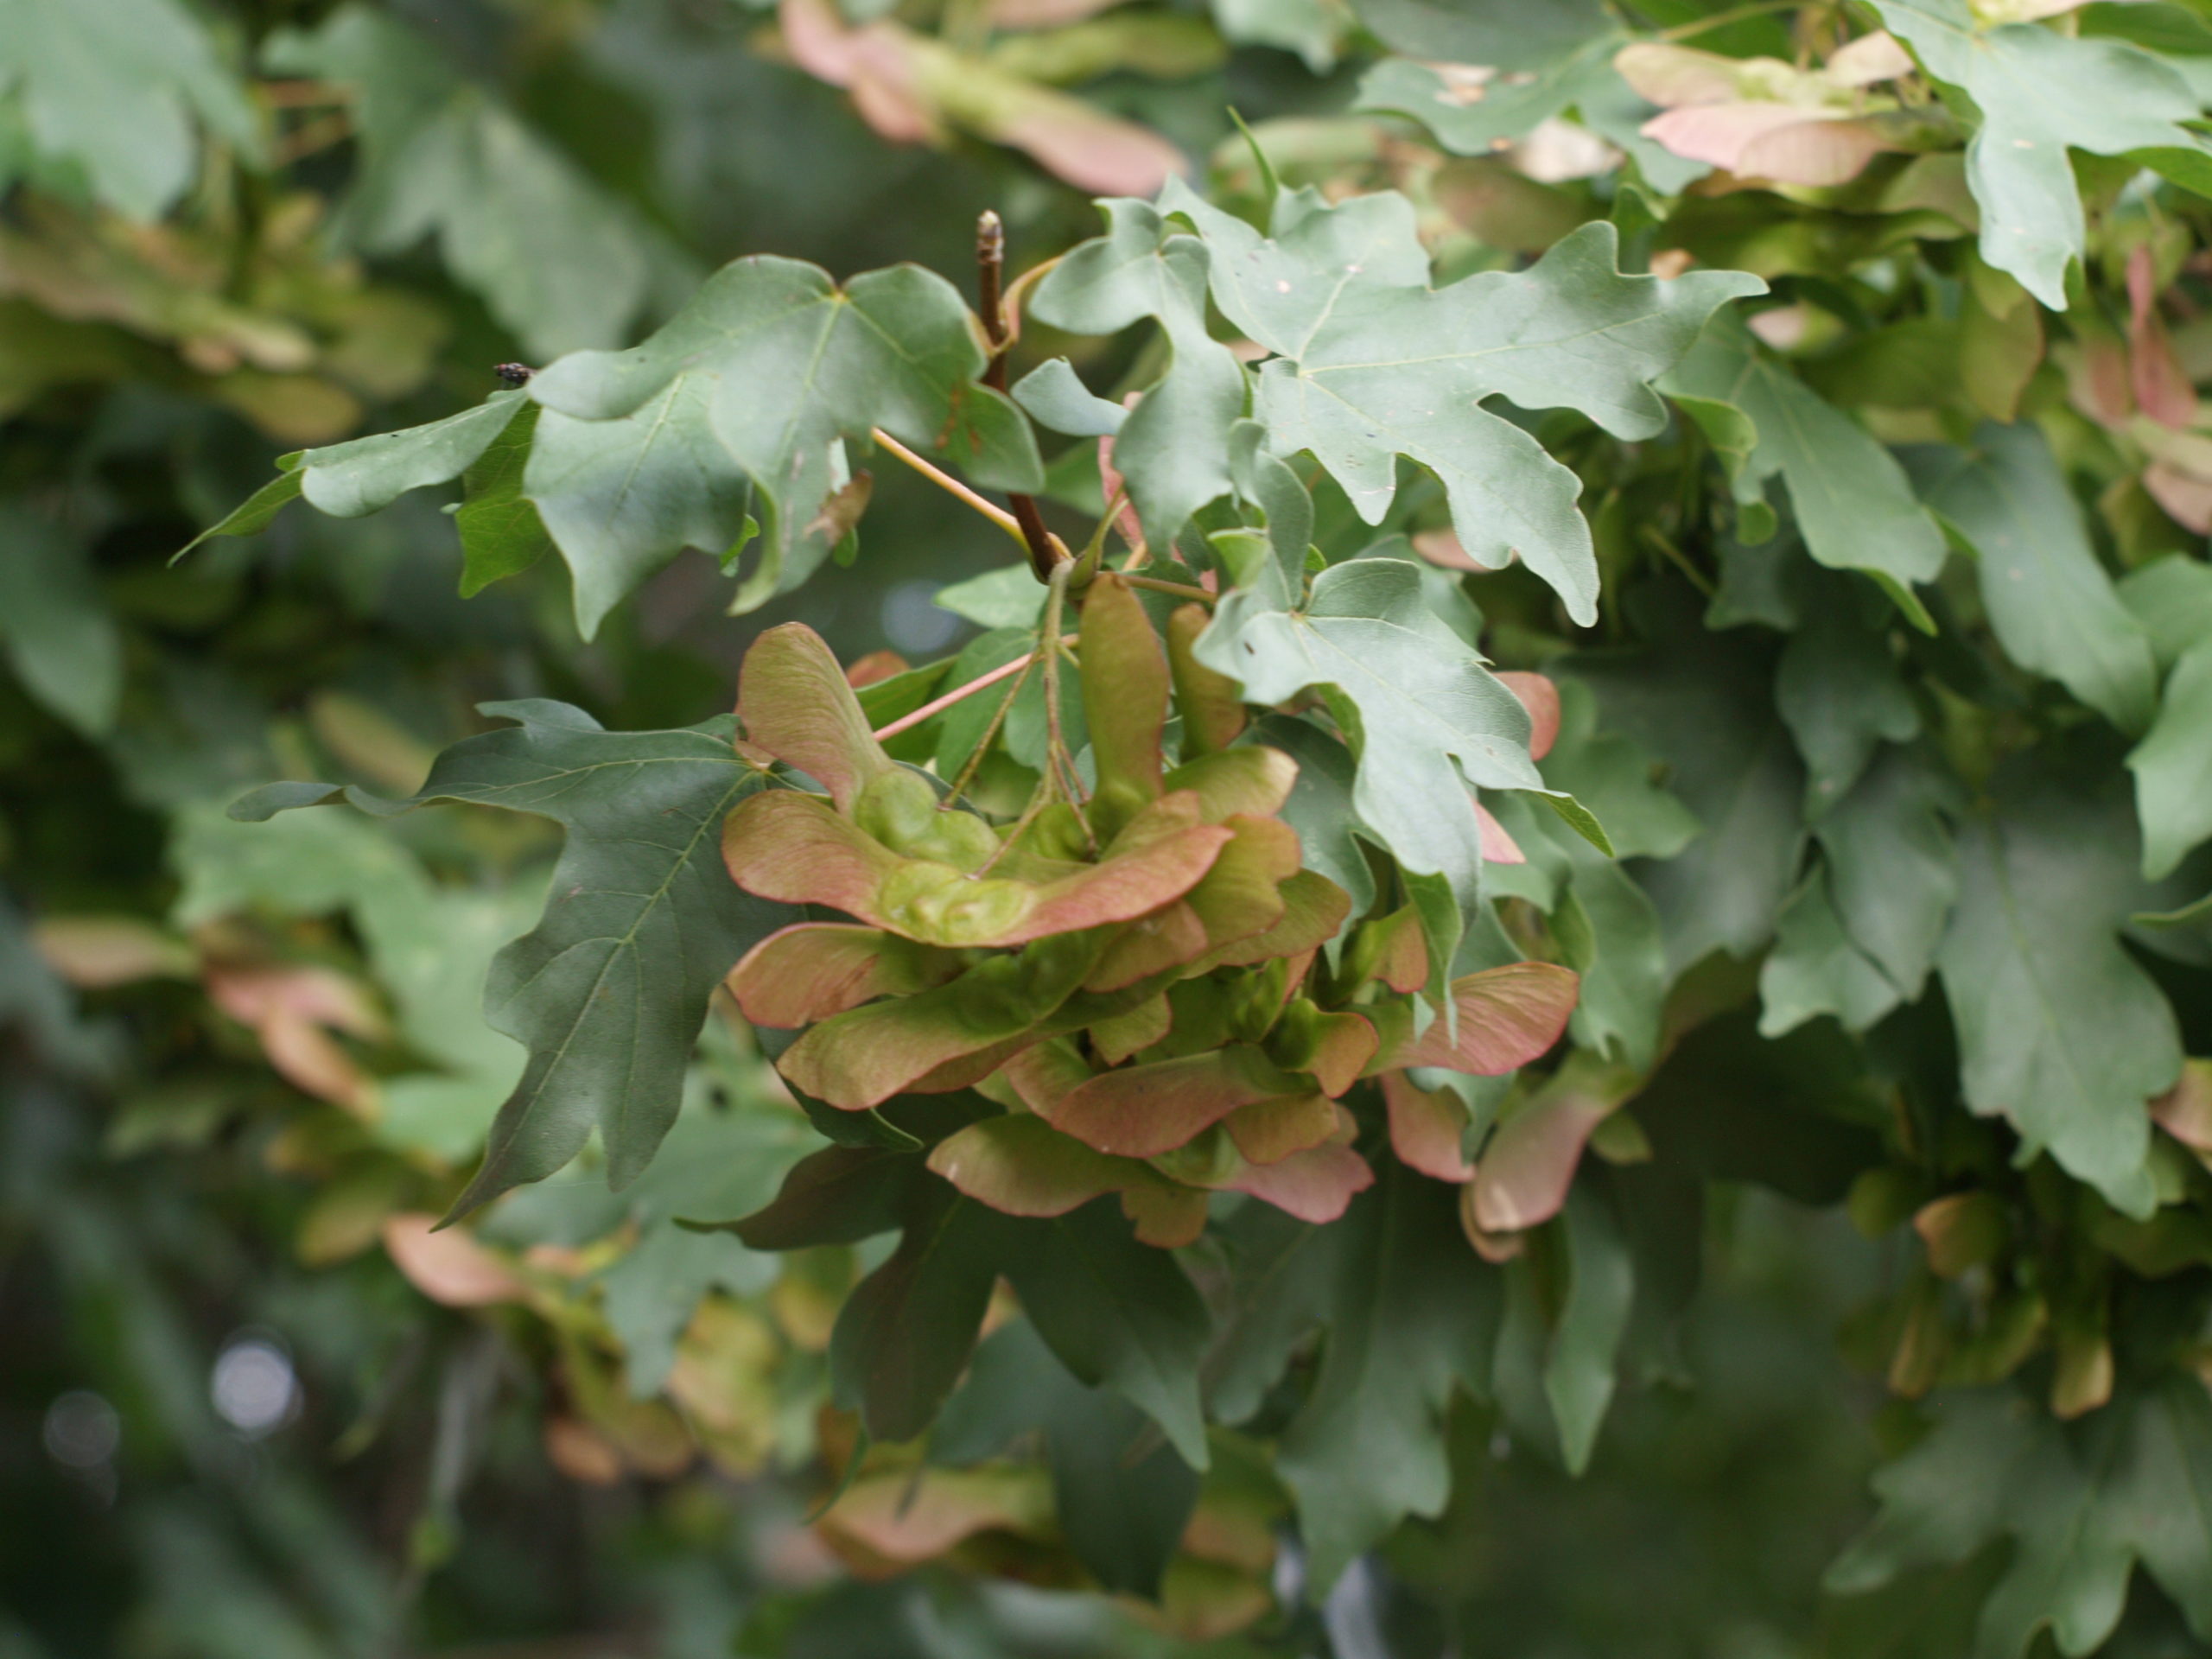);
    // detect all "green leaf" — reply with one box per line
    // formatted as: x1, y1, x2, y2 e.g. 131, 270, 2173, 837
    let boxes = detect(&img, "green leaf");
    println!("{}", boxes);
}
1560, 842, 1669, 1071
596, 1104, 810, 1394
266, 5, 674, 359
1567, 589, 1806, 977
1907, 423, 2157, 737
186, 395, 530, 573
1274, 1162, 1501, 1593
831, 1181, 1007, 1443
1358, 35, 1619, 158
301, 391, 528, 520
1030, 198, 1246, 551
172, 460, 302, 562
1662, 315, 1947, 629
2129, 638, 2212, 880
1249, 715, 1376, 916
706, 1145, 916, 1249
1343, 0, 1608, 70
934, 563, 1045, 631
1828, 1379, 2212, 1657
1815, 744, 1961, 1003
1758, 866, 1904, 1038
1169, 189, 1760, 625
456, 399, 554, 597
231, 702, 793, 1214
525, 371, 756, 636
1536, 677, 1701, 864
1636, 1013, 1885, 1205
171, 799, 530, 1161
0, 504, 121, 737
1871, 0, 2212, 308
1000, 1200, 1212, 1471
1199, 558, 1545, 979
1542, 1183, 1634, 1477
0, 0, 257, 219
935, 1319, 1199, 1599
1936, 766, 2182, 1215
1212, 0, 1346, 72
1361, 34, 1708, 195
1010, 357, 1127, 437
524, 256, 1039, 634
2118, 553, 2212, 674
1776, 592, 1920, 813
